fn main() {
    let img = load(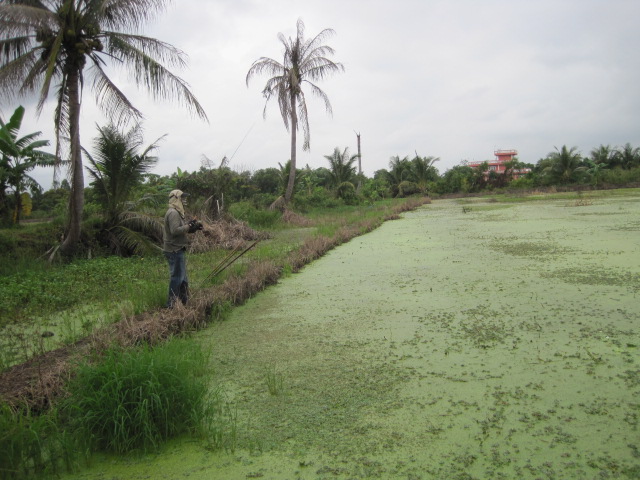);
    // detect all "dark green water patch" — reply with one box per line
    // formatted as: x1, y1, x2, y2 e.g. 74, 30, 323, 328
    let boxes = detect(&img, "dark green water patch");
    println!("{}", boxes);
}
611, 221, 640, 231
488, 239, 573, 259
543, 266, 640, 292
458, 306, 510, 348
